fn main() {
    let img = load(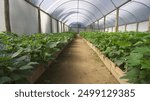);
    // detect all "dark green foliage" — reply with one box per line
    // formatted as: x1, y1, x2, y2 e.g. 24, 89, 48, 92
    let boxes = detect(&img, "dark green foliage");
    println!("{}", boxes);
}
0, 32, 75, 83
81, 31, 150, 83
